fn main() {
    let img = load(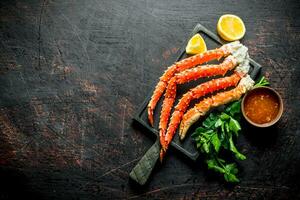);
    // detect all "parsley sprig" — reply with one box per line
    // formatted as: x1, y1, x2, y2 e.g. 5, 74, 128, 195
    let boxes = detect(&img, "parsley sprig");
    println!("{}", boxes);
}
192, 76, 270, 183
254, 76, 270, 87
192, 101, 244, 182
